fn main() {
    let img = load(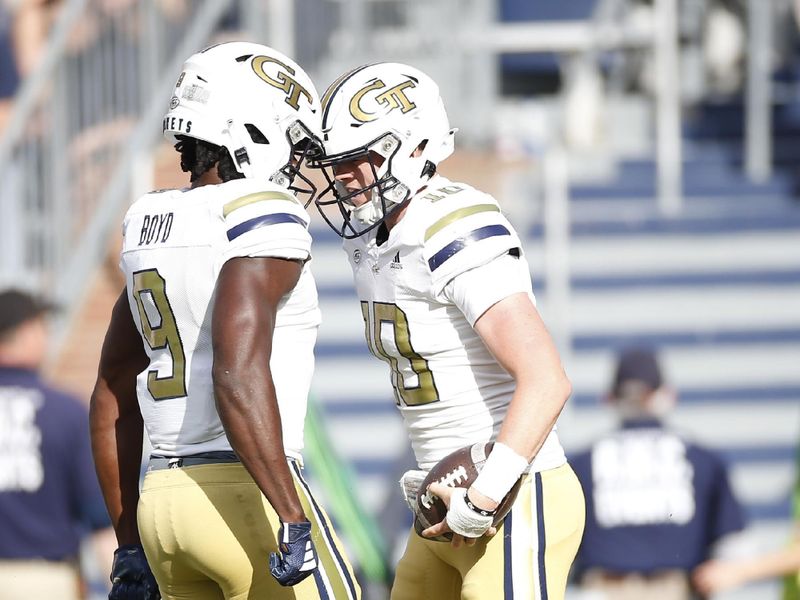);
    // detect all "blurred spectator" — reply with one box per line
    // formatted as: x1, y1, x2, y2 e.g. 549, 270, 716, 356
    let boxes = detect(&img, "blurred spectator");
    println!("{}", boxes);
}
693, 533, 800, 597
569, 347, 746, 600
0, 0, 59, 133
703, 0, 745, 96
0, 289, 113, 600
11, 0, 56, 76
